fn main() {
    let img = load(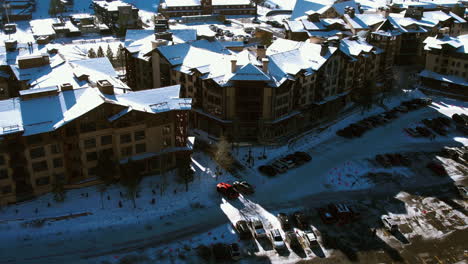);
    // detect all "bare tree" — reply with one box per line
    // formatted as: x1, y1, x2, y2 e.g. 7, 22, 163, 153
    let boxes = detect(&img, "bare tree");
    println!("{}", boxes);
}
214, 136, 233, 176
120, 159, 142, 208
52, 176, 66, 202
